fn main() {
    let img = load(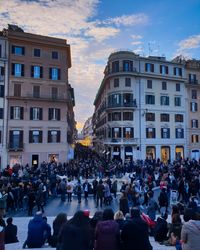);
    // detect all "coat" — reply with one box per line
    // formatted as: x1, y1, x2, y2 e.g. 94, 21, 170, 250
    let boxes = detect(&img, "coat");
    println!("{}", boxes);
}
119, 197, 129, 216
95, 220, 120, 250
181, 220, 200, 250
5, 224, 18, 244
121, 218, 152, 250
